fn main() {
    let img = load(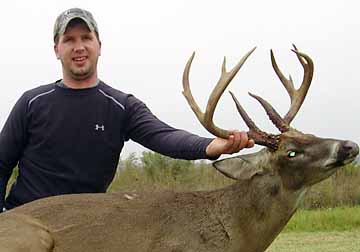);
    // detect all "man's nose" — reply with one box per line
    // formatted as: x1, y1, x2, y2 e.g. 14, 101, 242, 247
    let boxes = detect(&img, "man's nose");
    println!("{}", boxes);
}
73, 41, 85, 52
